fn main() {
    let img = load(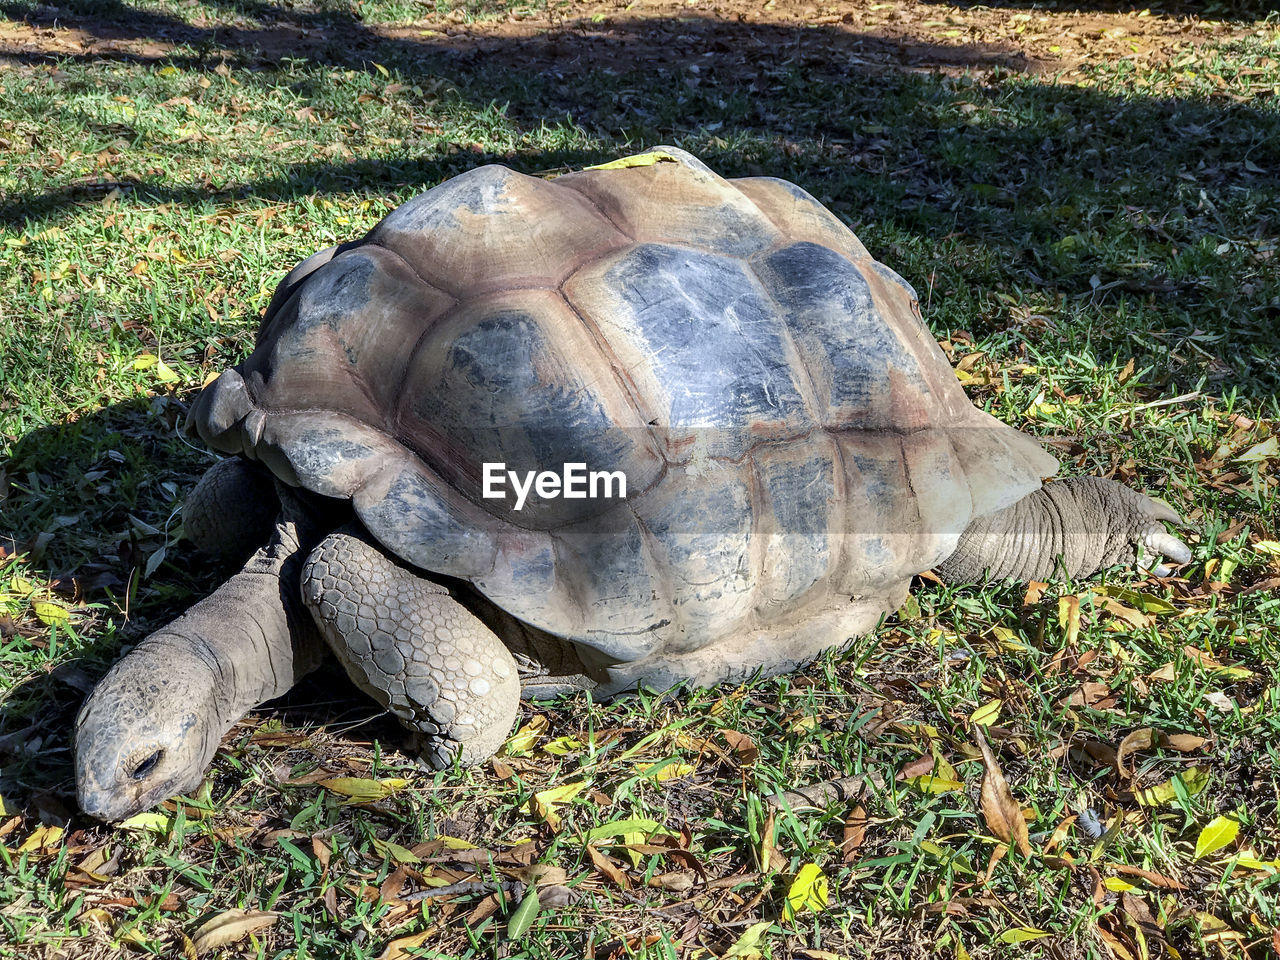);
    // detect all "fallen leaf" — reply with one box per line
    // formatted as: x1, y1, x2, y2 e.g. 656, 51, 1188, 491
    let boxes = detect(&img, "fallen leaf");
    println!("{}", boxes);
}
720, 729, 759, 764
842, 804, 867, 863
17, 824, 64, 853
1134, 766, 1210, 807
974, 726, 1032, 856
503, 716, 548, 756
1058, 594, 1081, 643
191, 910, 278, 954
1194, 816, 1240, 859
378, 928, 438, 960
633, 761, 696, 782
724, 921, 774, 959
906, 774, 966, 795
505, 885, 542, 939
1235, 437, 1278, 463
999, 927, 1049, 943
783, 863, 829, 921
316, 777, 408, 803
371, 837, 421, 864
586, 844, 630, 889
970, 699, 1003, 727
529, 781, 587, 830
